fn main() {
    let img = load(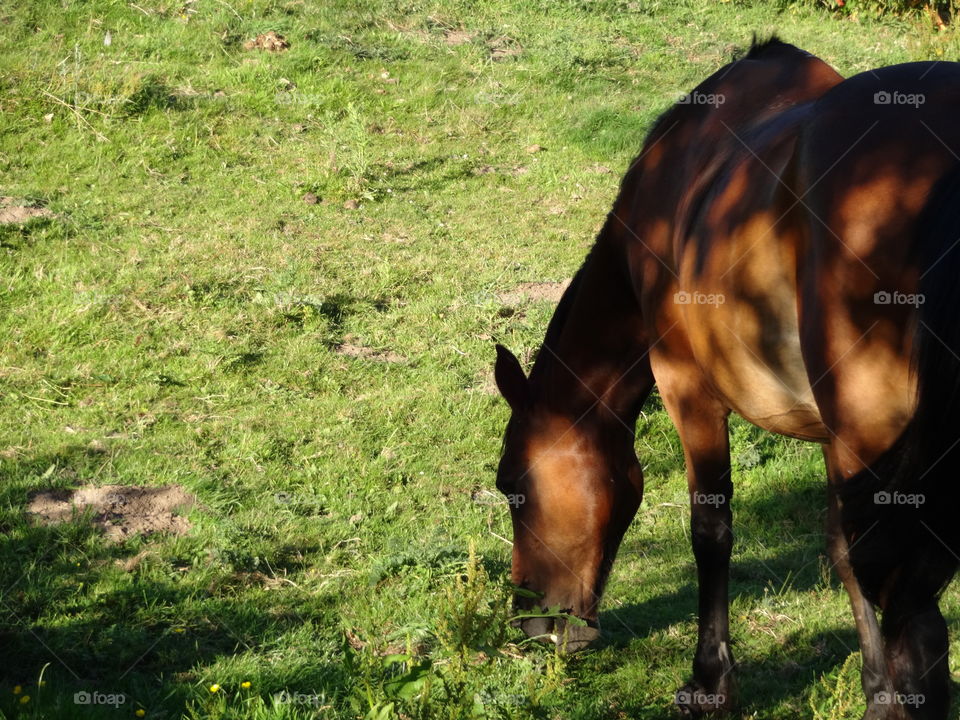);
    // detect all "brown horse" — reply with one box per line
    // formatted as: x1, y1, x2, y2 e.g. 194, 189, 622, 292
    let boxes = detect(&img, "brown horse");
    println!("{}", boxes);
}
494, 38, 960, 719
